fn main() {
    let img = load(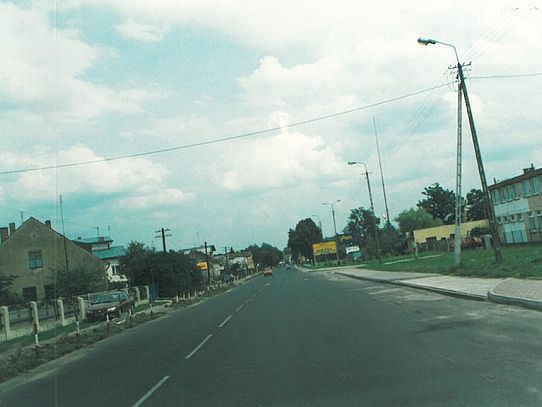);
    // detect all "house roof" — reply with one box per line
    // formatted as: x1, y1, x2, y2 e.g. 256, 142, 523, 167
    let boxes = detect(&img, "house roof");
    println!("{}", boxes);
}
92, 245, 126, 260
489, 166, 542, 190
75, 236, 113, 244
